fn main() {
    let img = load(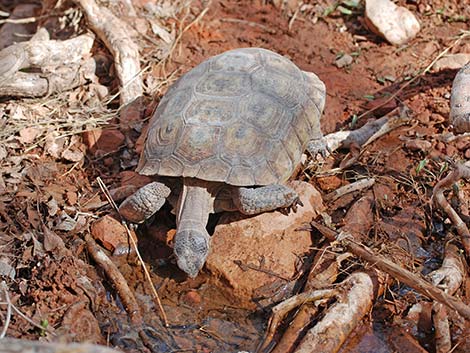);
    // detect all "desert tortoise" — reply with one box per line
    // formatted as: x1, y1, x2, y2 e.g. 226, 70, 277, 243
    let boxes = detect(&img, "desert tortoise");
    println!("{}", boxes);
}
119, 47, 326, 278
